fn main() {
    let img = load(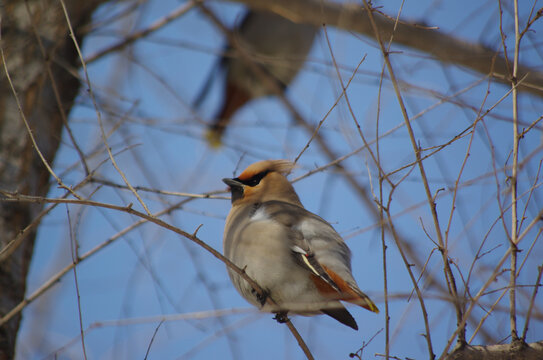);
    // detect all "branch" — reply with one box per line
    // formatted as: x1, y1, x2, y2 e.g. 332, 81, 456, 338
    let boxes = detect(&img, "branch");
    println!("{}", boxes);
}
446, 341, 543, 360
507, 0, 521, 342
0, 192, 314, 360
228, 0, 543, 97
